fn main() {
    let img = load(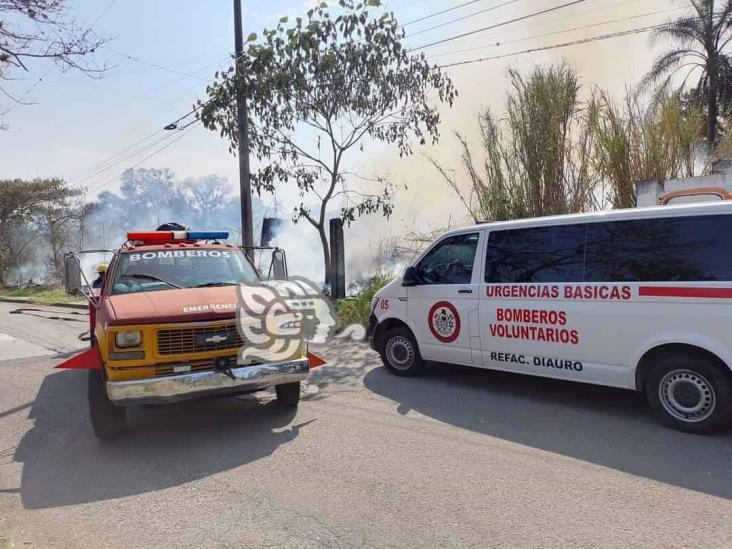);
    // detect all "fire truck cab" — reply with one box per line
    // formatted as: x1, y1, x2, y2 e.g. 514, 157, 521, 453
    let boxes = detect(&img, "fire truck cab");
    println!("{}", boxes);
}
64, 230, 309, 439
